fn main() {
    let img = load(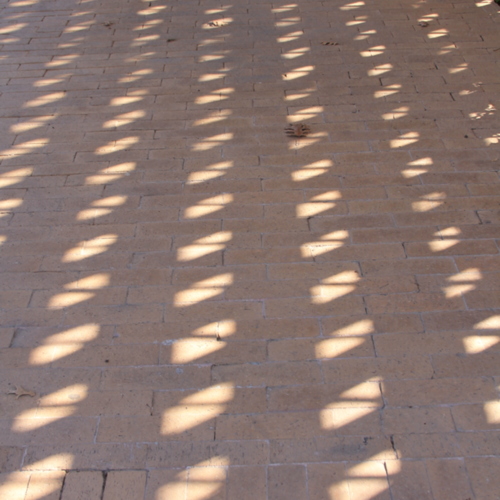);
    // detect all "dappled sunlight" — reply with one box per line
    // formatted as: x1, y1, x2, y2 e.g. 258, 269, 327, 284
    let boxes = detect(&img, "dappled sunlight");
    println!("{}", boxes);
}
77, 195, 129, 220
381, 107, 409, 120
161, 384, 234, 433
10, 115, 54, 133
368, 64, 393, 77
29, 324, 100, 366
344, 461, 390, 500
287, 105, 323, 122
94, 137, 139, 155
191, 133, 234, 151
174, 273, 233, 307
0, 198, 23, 210
346, 16, 367, 27
484, 401, 500, 423
281, 47, 310, 59
354, 30, 377, 41
320, 406, 375, 430
183, 194, 234, 219
61, 235, 118, 263
301, 229, 349, 258
103, 111, 147, 129
190, 319, 237, 339
469, 103, 496, 120
292, 132, 328, 150
374, 84, 401, 99
0, 23, 27, 34
14, 384, 88, 428
1, 141, 49, 160
324, 382, 382, 407
275, 17, 301, 28
427, 28, 449, 39
85, 162, 136, 184
463, 336, 500, 354
277, 31, 303, 43
48, 292, 95, 309
296, 189, 341, 217
282, 65, 315, 81
442, 268, 481, 298
310, 270, 360, 304
193, 109, 232, 126
177, 231, 232, 262
170, 338, 227, 362
327, 319, 375, 337
187, 161, 233, 183
64, 273, 111, 290
340, 1, 365, 11
402, 157, 432, 178
389, 132, 420, 149
285, 91, 313, 101
0, 167, 34, 187
23, 92, 65, 108
474, 315, 500, 330
195, 89, 234, 106
360, 45, 386, 58
315, 337, 366, 358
